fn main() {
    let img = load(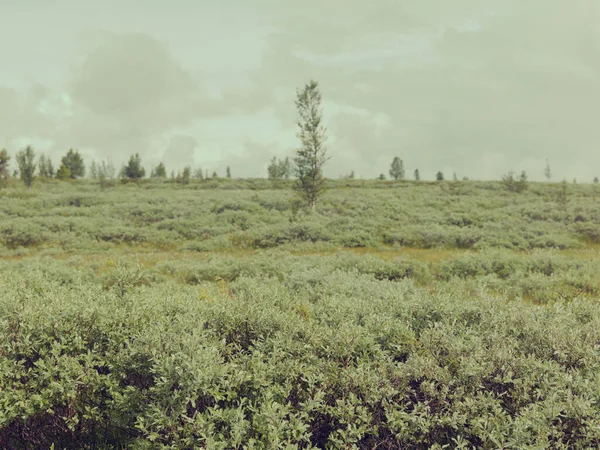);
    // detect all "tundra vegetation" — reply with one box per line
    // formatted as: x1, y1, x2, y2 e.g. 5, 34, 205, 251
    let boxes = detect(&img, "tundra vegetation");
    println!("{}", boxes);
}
1, 176, 600, 449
